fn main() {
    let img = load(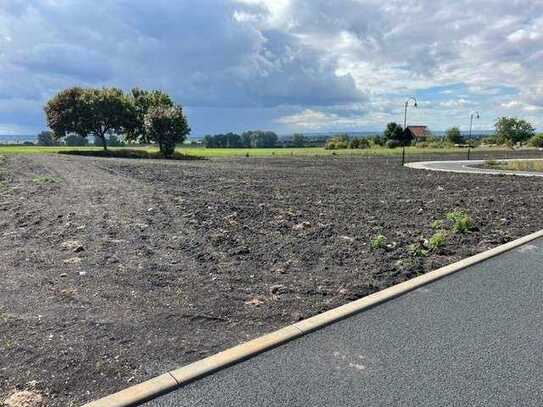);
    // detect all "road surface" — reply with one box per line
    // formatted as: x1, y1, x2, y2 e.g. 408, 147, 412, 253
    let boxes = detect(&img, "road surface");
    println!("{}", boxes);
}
406, 159, 543, 177
147, 237, 543, 406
